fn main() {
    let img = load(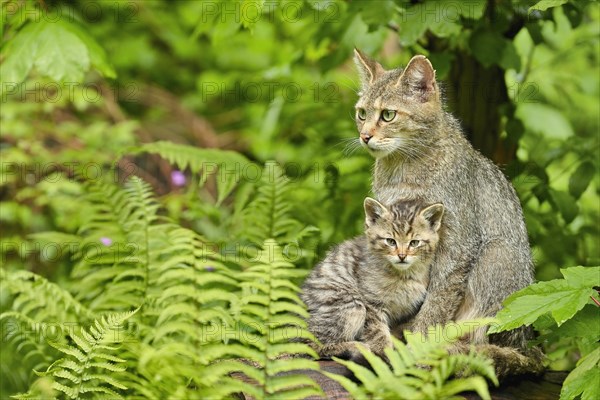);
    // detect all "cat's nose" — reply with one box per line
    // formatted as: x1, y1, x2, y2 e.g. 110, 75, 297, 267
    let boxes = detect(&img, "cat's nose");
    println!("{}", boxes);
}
360, 132, 372, 143
398, 254, 407, 262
